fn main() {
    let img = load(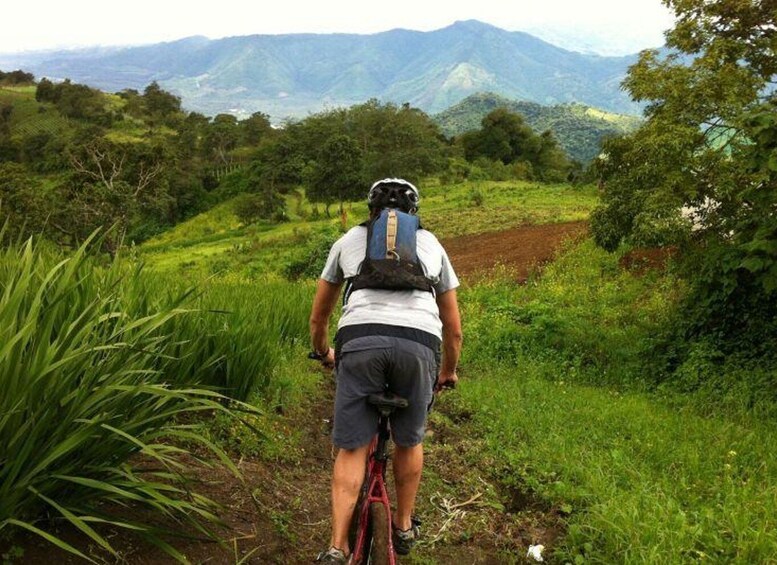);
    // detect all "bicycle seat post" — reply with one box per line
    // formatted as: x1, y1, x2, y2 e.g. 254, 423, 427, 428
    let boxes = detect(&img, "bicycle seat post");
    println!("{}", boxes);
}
367, 392, 408, 462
